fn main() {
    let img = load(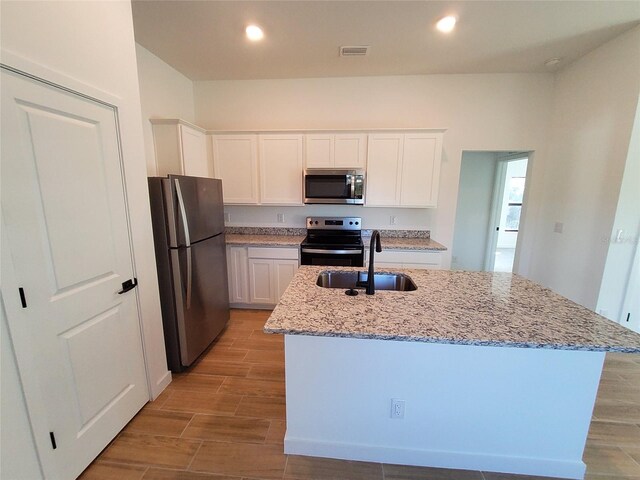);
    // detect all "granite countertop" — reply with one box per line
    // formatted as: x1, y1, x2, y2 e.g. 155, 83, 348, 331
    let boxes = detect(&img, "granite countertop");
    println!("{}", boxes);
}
225, 227, 447, 251
363, 236, 447, 251
264, 266, 640, 353
225, 233, 306, 247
